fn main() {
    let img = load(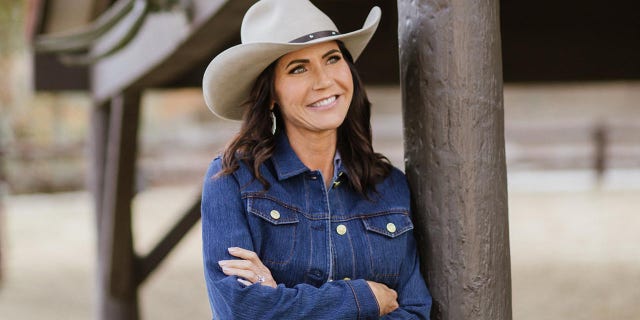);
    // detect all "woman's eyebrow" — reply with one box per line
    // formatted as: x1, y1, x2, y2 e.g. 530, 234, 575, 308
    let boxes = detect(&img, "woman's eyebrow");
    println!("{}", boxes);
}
322, 49, 340, 59
284, 49, 341, 69
286, 59, 309, 69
